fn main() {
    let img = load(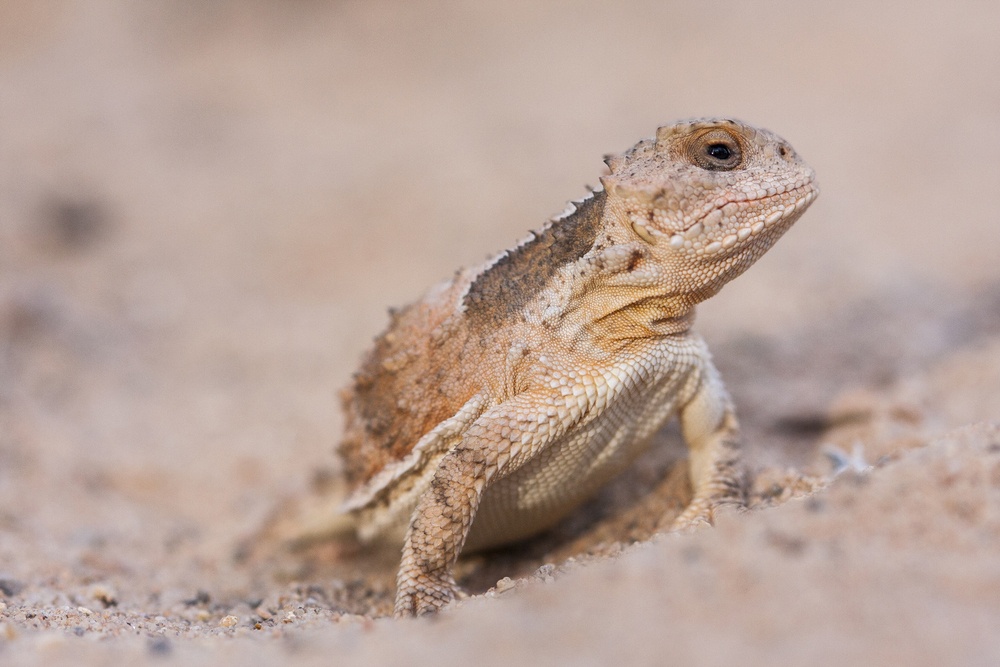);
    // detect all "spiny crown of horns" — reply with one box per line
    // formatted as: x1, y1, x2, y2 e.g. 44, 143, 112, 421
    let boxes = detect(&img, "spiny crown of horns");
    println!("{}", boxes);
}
603, 118, 768, 180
